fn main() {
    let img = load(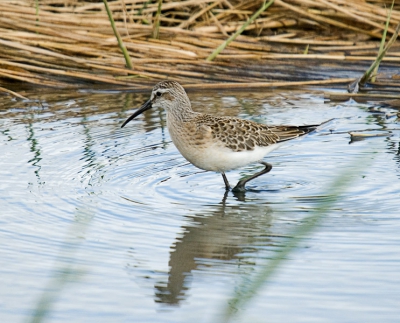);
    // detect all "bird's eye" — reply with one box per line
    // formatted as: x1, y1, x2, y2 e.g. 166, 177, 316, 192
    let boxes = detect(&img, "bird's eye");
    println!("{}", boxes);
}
156, 91, 162, 97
